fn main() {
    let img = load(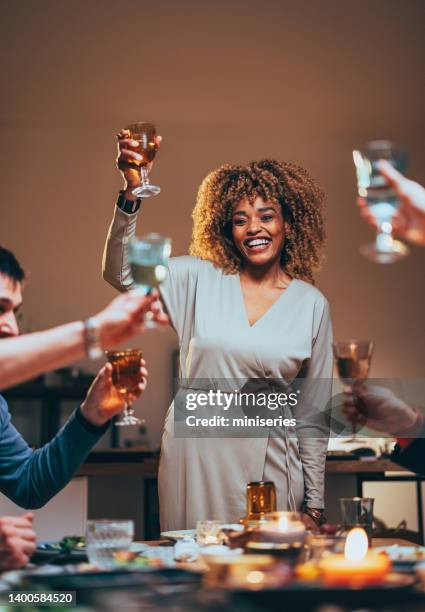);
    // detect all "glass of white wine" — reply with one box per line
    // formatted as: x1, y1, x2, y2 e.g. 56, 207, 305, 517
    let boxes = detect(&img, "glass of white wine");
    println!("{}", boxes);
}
128, 233, 171, 328
333, 340, 374, 441
353, 140, 409, 263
